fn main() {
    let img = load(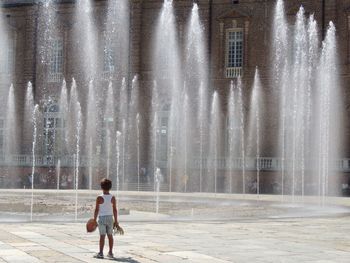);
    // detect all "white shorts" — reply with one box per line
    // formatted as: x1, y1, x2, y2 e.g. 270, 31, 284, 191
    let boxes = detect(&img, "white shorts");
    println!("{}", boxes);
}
98, 215, 114, 236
